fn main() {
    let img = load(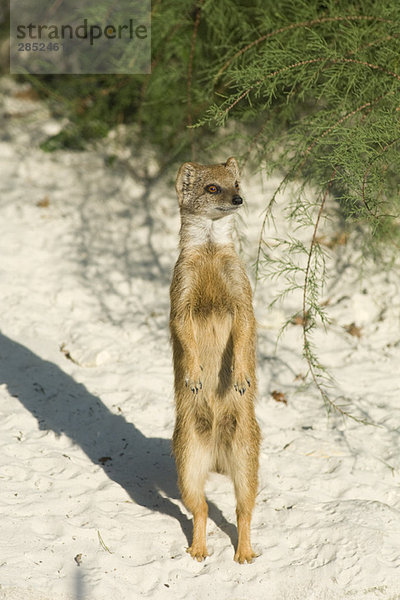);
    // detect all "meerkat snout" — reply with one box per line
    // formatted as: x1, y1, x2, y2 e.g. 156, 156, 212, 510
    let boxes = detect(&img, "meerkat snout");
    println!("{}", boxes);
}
232, 195, 243, 205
